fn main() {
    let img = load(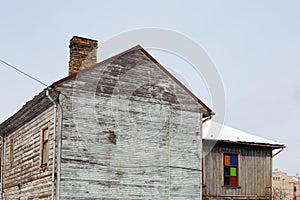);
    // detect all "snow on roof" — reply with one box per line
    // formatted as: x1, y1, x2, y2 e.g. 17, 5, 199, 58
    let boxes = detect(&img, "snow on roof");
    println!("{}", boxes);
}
202, 121, 284, 147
